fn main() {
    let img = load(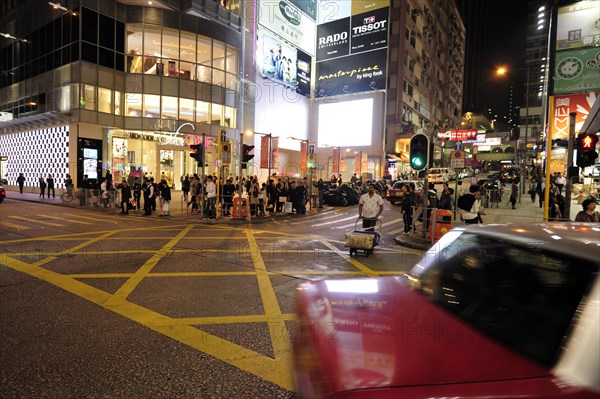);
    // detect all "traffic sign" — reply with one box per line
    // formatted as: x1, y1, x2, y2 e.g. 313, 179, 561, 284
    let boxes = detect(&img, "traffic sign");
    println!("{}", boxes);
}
454, 142, 463, 151
450, 150, 465, 168
309, 144, 315, 155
